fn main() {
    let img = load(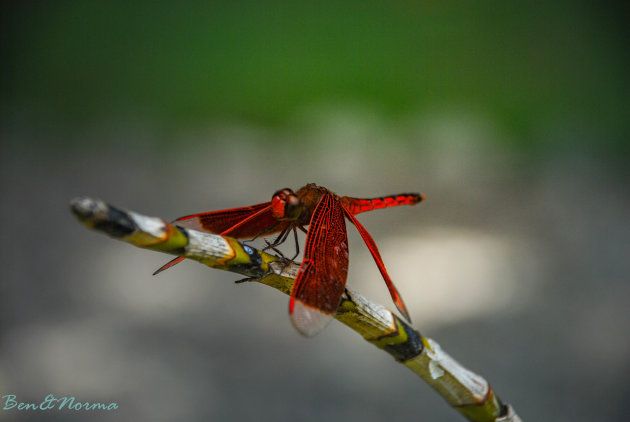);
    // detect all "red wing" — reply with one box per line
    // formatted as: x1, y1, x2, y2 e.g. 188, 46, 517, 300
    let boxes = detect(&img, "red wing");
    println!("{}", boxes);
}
289, 193, 349, 337
174, 201, 288, 238
340, 204, 411, 323
153, 202, 290, 275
